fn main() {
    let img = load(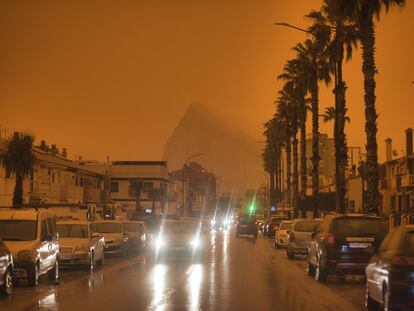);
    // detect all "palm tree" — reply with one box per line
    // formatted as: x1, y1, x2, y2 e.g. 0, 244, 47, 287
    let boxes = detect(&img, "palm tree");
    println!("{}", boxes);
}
308, 4, 358, 213
339, 0, 406, 214
0, 132, 35, 208
263, 119, 277, 207
129, 179, 144, 213
276, 83, 300, 218
293, 38, 331, 218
